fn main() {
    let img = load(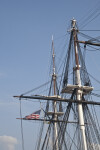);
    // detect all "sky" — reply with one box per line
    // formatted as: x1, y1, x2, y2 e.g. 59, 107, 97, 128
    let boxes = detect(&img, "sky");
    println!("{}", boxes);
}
0, 0, 100, 150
